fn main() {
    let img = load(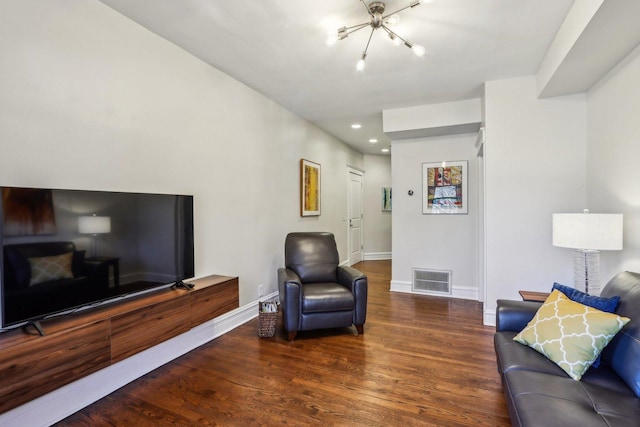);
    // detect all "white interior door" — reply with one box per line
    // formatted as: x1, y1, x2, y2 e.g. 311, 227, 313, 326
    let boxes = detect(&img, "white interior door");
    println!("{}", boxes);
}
348, 169, 364, 265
